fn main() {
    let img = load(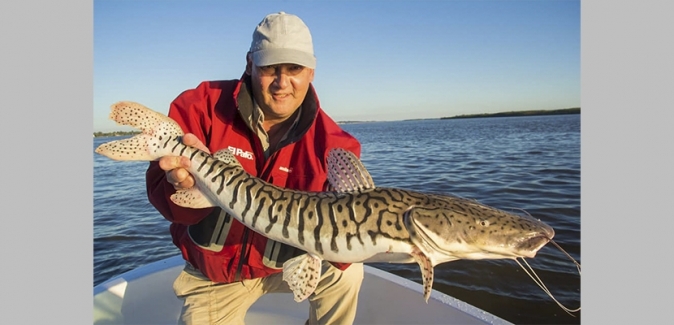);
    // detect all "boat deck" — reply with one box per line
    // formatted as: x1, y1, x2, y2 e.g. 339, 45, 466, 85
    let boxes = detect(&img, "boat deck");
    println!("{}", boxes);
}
94, 255, 513, 325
